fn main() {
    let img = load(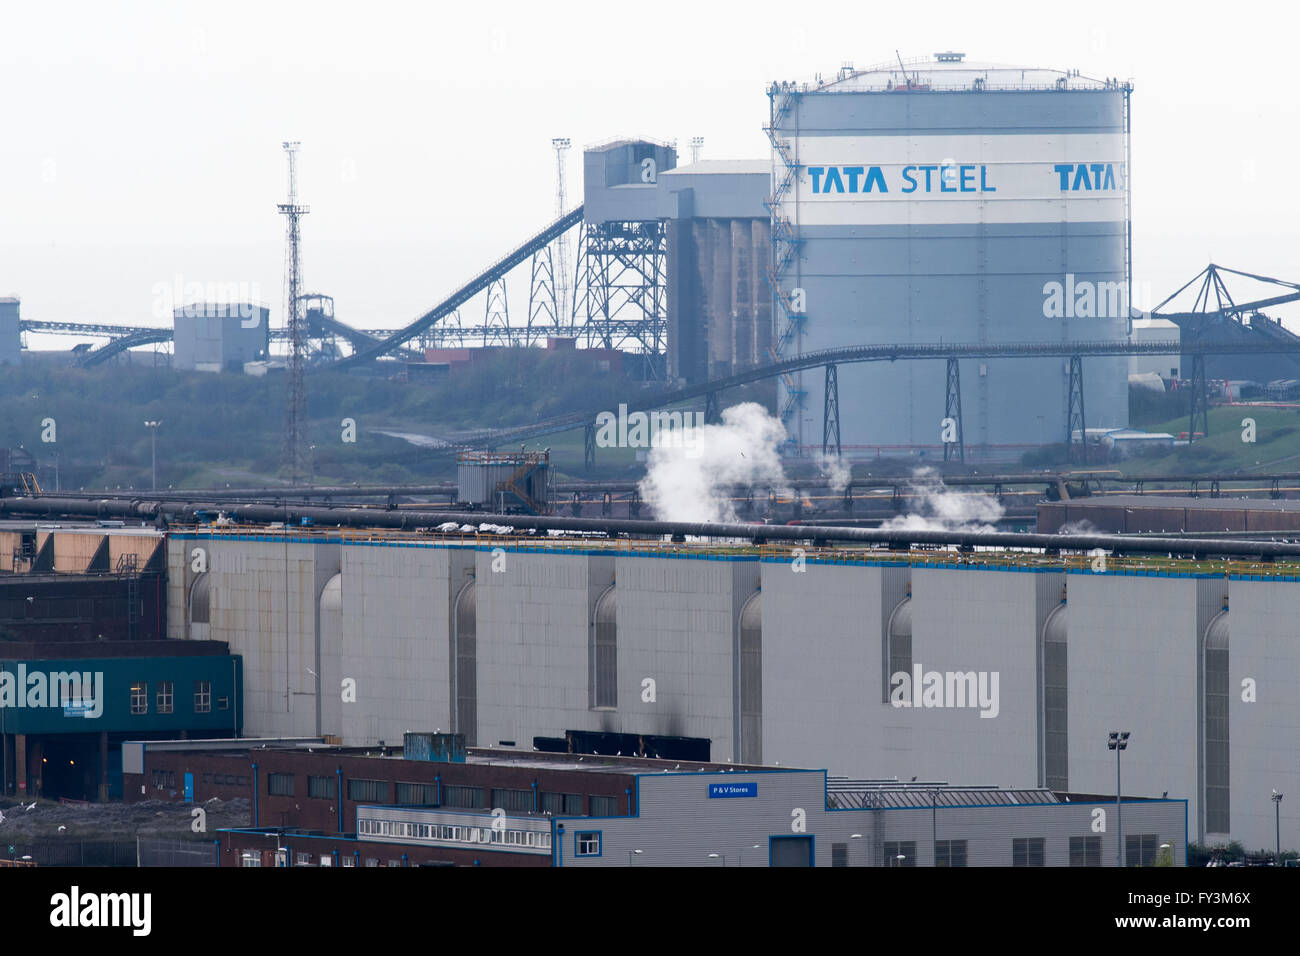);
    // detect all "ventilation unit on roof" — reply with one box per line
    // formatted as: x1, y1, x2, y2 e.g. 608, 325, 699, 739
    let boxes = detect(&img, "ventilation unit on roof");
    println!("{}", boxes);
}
935, 51, 965, 62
